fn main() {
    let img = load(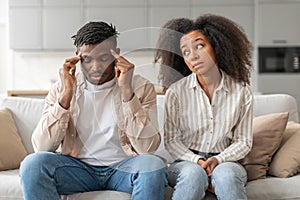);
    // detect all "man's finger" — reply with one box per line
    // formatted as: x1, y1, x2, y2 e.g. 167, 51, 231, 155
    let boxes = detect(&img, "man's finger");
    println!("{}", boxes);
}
65, 56, 81, 64
110, 49, 128, 63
